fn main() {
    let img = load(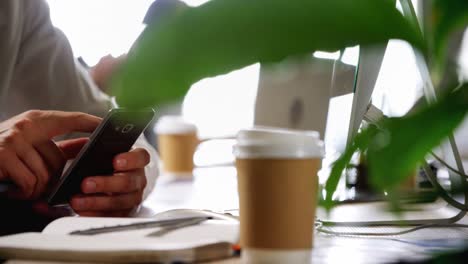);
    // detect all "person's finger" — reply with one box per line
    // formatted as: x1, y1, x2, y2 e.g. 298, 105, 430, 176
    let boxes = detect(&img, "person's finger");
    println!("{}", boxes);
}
113, 148, 150, 171
7, 131, 50, 195
25, 110, 101, 139
32, 201, 72, 218
70, 192, 142, 212
81, 169, 146, 194
6, 120, 65, 183
3, 154, 38, 199
35, 140, 66, 177
57, 138, 89, 159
